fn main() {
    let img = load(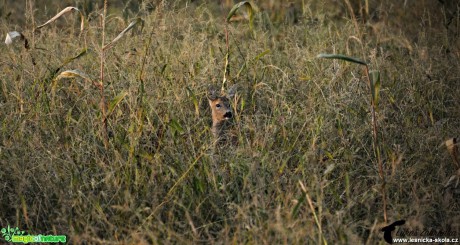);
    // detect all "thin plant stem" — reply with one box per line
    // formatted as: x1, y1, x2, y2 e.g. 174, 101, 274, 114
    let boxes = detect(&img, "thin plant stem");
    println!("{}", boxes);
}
100, 0, 109, 148
364, 65, 387, 223
343, 0, 361, 39
222, 22, 230, 92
